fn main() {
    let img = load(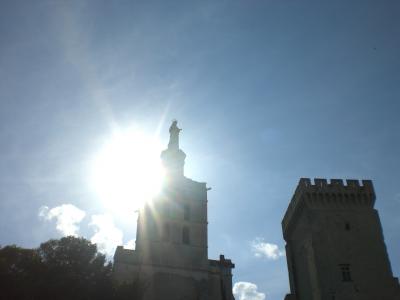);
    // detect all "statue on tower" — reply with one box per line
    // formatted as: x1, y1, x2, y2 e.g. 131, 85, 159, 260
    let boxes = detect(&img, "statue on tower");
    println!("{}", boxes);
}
168, 120, 181, 150
161, 120, 186, 177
